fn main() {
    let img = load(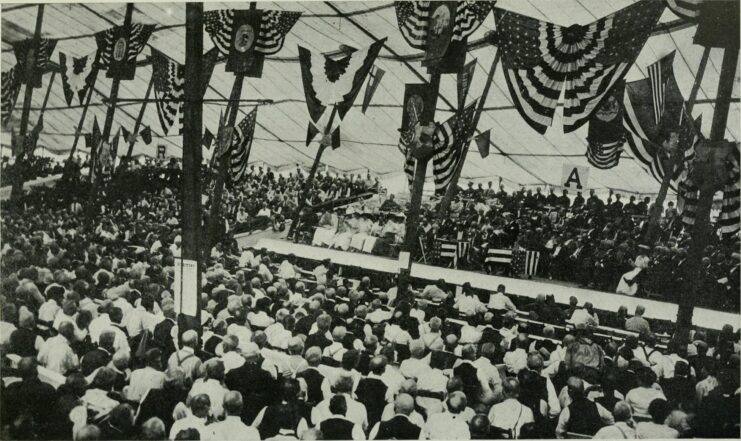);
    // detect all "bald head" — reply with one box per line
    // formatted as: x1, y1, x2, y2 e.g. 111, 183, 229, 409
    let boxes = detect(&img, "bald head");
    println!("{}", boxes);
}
394, 393, 415, 416
399, 379, 418, 396
447, 391, 467, 414
369, 356, 387, 375
567, 376, 585, 398
223, 391, 243, 416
